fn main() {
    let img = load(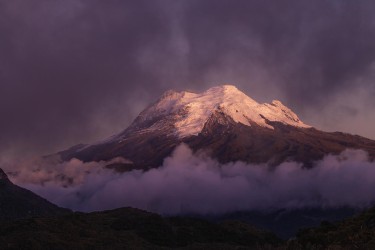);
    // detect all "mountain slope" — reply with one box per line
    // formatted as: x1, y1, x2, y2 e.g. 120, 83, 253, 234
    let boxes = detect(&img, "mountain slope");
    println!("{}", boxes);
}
59, 85, 375, 169
0, 168, 70, 221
